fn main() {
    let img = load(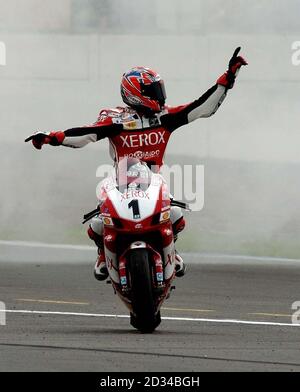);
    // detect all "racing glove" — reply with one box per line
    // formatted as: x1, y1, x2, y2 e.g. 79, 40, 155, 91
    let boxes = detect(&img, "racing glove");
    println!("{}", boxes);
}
217, 47, 248, 89
25, 131, 65, 150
